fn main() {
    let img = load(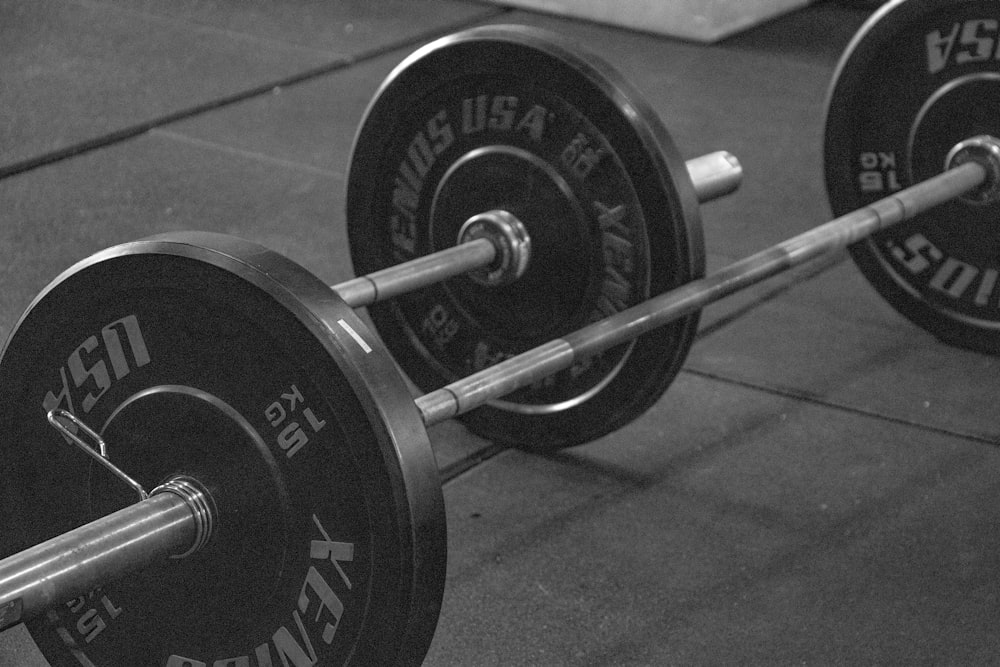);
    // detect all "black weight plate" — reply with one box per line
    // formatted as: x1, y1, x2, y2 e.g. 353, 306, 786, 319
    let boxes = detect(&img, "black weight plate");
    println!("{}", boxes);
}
347, 25, 704, 450
825, 0, 1000, 353
0, 233, 445, 666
